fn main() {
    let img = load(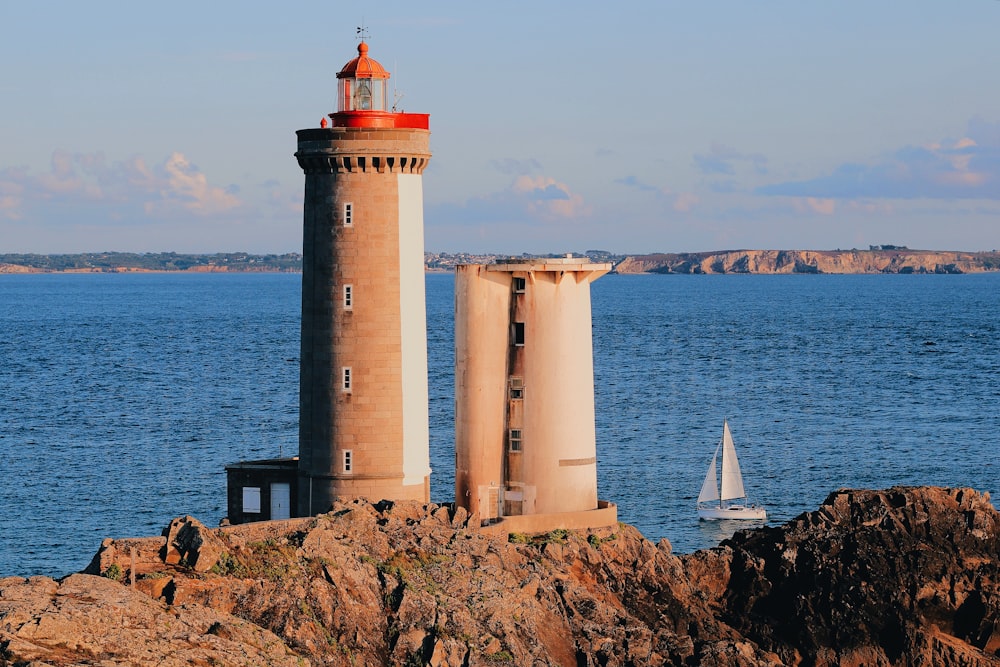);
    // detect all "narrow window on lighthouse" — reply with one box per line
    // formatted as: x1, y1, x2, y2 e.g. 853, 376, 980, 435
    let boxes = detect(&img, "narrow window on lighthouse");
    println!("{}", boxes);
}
513, 276, 526, 294
343, 202, 353, 227
343, 284, 353, 310
509, 429, 523, 452
343, 450, 353, 473
342, 367, 352, 393
513, 322, 525, 347
509, 377, 524, 400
